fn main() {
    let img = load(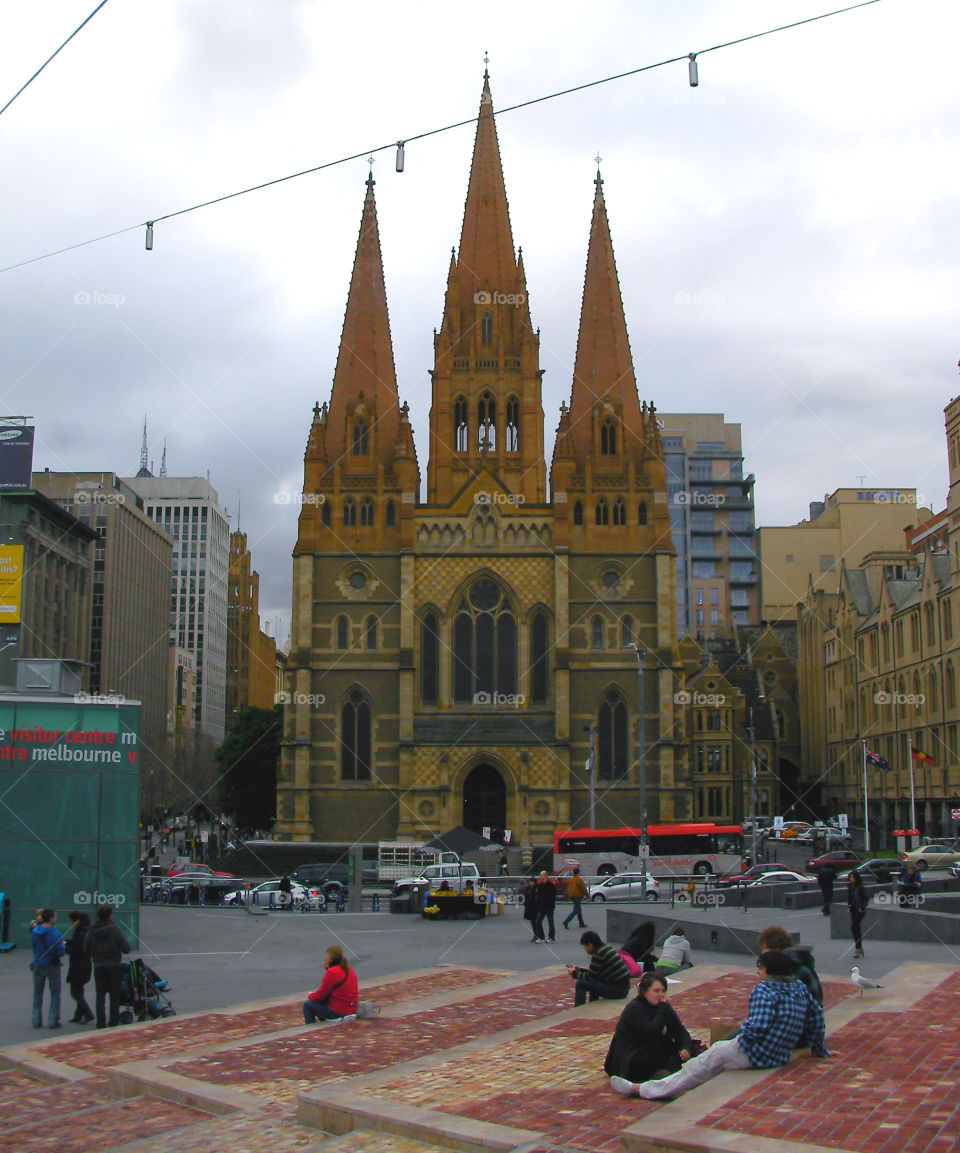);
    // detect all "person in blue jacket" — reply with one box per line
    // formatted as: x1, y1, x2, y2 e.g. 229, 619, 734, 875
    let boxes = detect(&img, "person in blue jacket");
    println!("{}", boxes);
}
31, 908, 66, 1029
